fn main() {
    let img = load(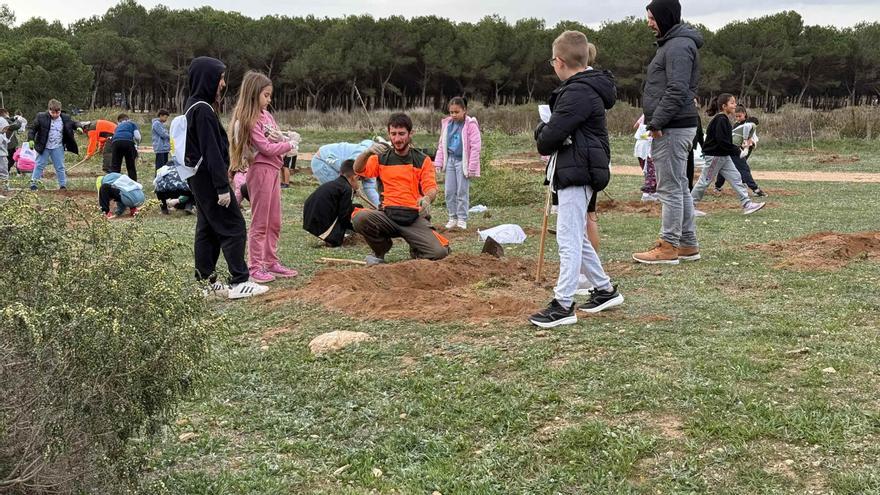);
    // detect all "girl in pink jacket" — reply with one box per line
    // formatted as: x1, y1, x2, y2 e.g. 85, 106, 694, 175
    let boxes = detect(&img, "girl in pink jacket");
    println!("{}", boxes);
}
435, 97, 482, 230
229, 71, 301, 283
